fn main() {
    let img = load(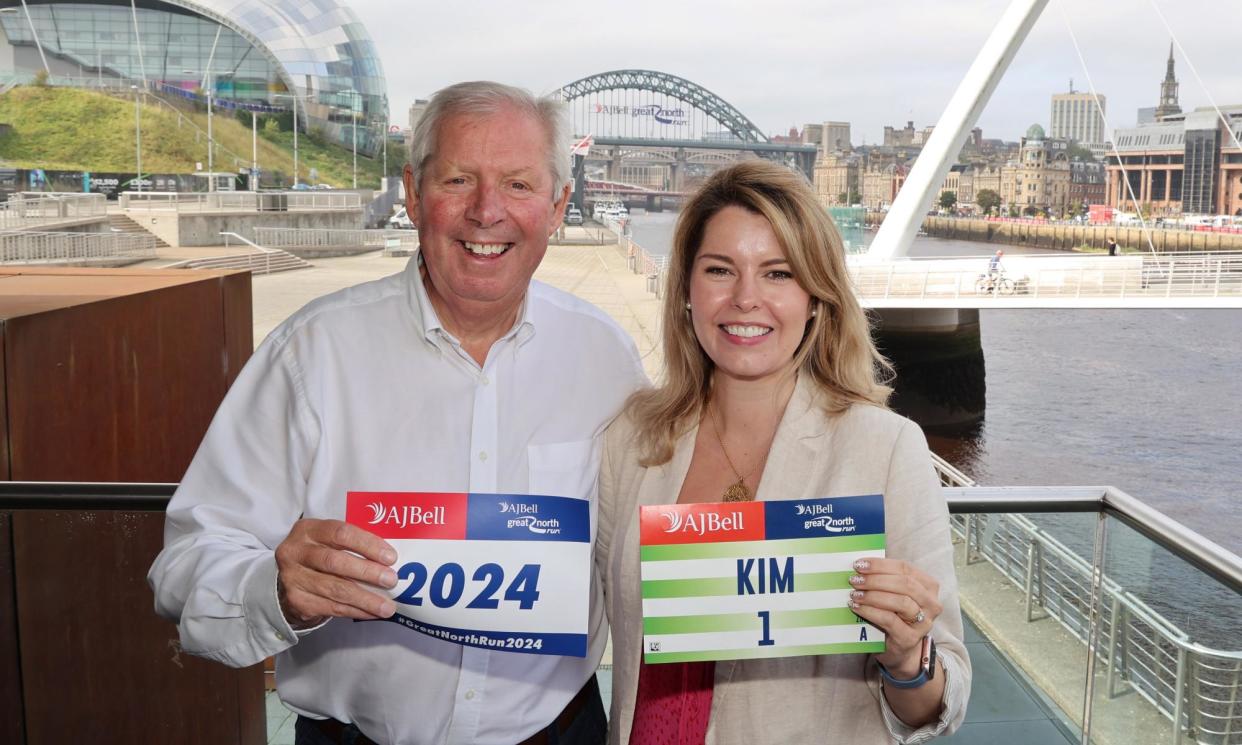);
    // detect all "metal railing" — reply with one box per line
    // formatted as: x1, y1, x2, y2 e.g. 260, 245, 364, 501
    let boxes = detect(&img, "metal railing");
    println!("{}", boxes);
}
849, 252, 1242, 304
932, 459, 1242, 744
0, 229, 156, 263
119, 191, 363, 213
1, 193, 107, 230
601, 216, 669, 297
253, 227, 416, 252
